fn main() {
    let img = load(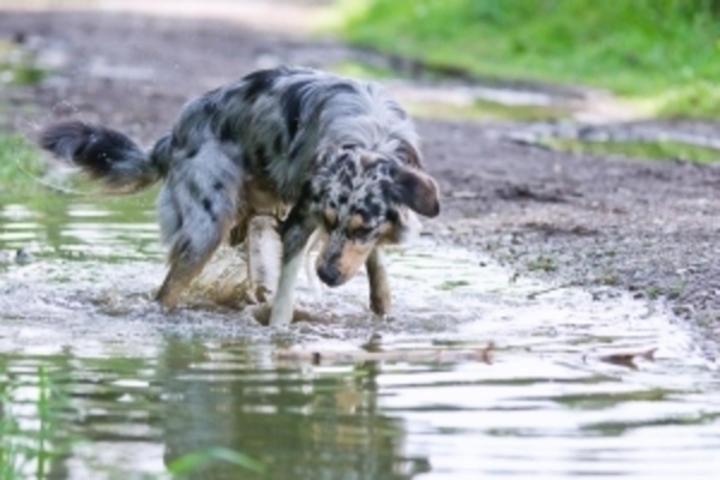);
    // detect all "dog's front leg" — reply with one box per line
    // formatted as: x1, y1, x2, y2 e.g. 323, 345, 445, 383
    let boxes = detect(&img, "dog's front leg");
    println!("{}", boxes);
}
268, 253, 304, 326
366, 247, 391, 316
268, 204, 315, 327
245, 215, 282, 303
